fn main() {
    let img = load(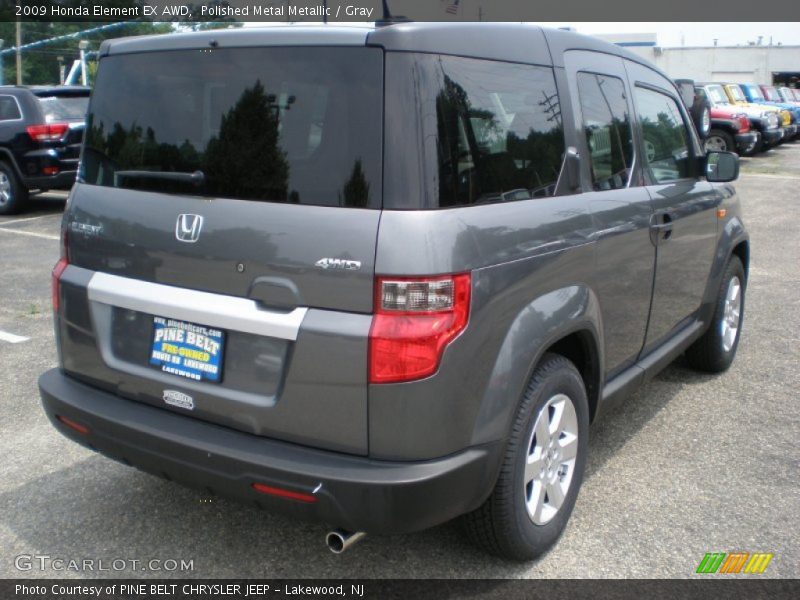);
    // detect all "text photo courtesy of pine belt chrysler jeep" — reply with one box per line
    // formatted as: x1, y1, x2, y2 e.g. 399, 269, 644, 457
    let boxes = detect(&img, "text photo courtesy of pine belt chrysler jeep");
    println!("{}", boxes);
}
39, 23, 748, 560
